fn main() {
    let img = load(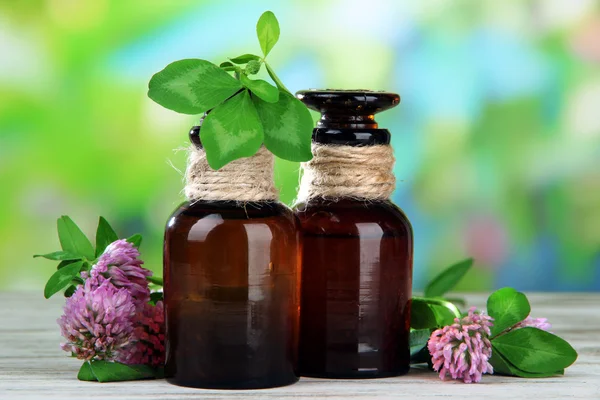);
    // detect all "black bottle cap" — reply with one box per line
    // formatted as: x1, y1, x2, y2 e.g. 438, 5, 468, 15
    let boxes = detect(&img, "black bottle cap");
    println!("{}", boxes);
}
189, 114, 209, 149
296, 89, 400, 146
189, 125, 202, 148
